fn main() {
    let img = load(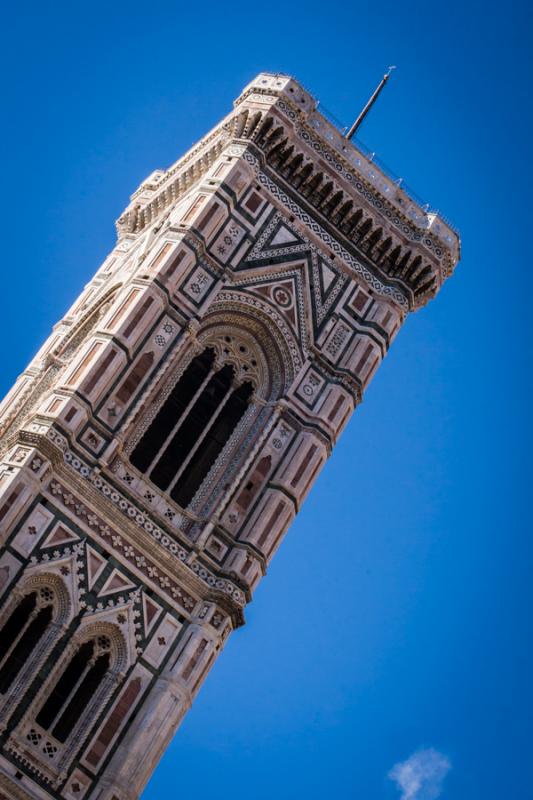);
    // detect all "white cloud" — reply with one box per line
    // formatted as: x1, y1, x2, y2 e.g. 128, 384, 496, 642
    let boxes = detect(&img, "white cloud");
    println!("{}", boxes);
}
388, 748, 451, 800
